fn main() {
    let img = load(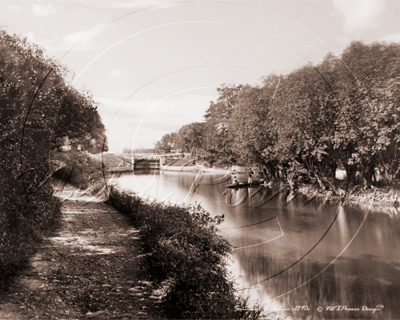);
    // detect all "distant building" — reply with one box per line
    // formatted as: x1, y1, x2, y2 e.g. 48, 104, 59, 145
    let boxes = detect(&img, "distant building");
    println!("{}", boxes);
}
60, 145, 71, 152
60, 136, 71, 152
